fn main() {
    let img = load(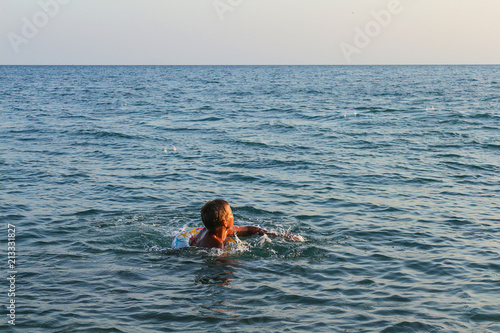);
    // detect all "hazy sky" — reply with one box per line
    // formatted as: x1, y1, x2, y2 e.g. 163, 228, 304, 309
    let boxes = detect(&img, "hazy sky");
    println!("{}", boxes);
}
1, 0, 499, 65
